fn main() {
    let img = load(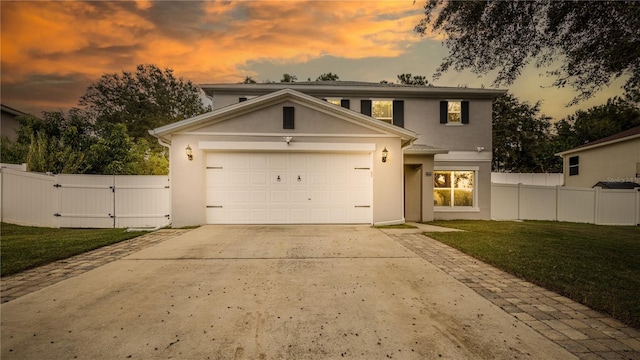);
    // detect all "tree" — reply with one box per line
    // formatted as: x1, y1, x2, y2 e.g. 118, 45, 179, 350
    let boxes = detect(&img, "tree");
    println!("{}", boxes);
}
492, 93, 559, 172
553, 96, 640, 153
280, 74, 297, 83
316, 73, 340, 81
2, 111, 94, 173
242, 76, 257, 84
85, 123, 136, 175
415, 1, 640, 104
397, 73, 430, 86
78, 64, 211, 142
